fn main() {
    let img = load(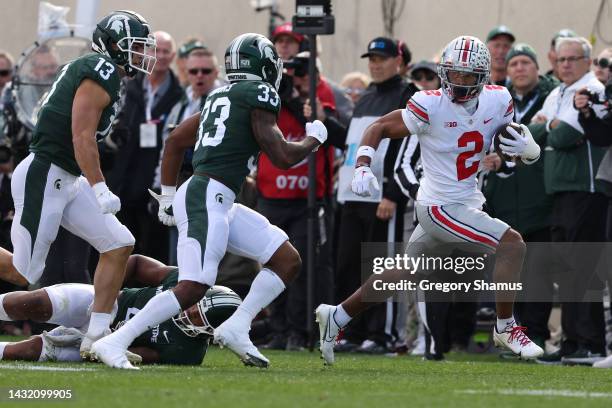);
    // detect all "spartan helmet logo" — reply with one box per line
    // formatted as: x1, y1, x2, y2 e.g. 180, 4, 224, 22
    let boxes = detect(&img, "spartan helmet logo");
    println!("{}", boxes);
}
106, 14, 130, 36
215, 193, 224, 204
54, 179, 61, 190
